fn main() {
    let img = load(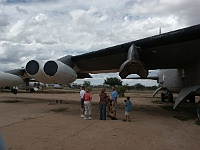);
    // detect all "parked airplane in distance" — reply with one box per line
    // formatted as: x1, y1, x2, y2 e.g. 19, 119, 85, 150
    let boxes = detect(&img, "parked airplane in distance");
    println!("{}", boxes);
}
48, 84, 63, 89
17, 82, 47, 92
0, 24, 200, 119
128, 69, 200, 105
153, 69, 200, 105
0, 77, 46, 94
